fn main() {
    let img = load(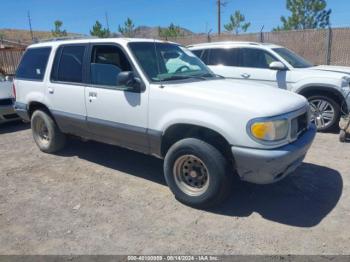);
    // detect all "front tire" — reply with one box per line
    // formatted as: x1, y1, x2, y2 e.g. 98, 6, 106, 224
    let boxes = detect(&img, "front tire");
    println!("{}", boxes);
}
164, 138, 232, 208
308, 95, 340, 132
31, 110, 66, 153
